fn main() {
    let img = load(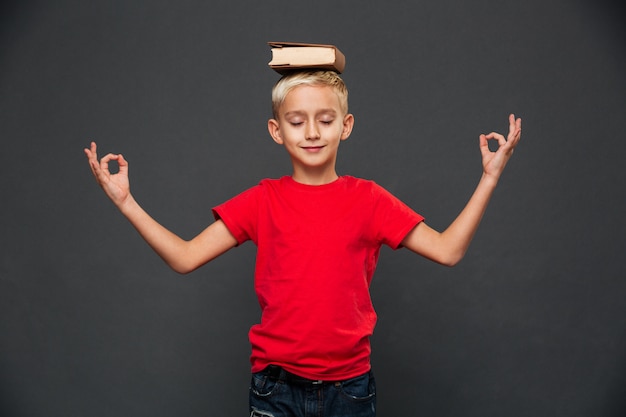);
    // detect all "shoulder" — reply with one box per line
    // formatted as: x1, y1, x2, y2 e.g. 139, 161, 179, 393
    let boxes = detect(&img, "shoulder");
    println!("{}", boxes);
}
257, 176, 290, 188
233, 177, 284, 195
217, 177, 281, 207
341, 175, 375, 188
341, 175, 389, 196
